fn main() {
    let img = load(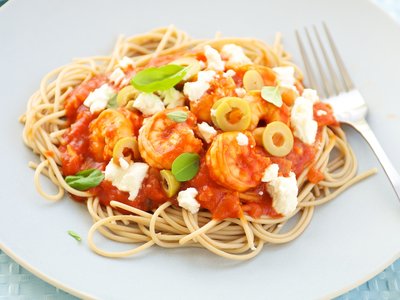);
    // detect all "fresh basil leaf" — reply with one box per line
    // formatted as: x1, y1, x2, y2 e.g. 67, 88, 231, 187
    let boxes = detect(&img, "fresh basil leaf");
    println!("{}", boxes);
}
261, 86, 283, 107
166, 111, 188, 123
107, 94, 118, 108
171, 153, 200, 182
65, 168, 104, 191
67, 230, 82, 242
131, 64, 187, 93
